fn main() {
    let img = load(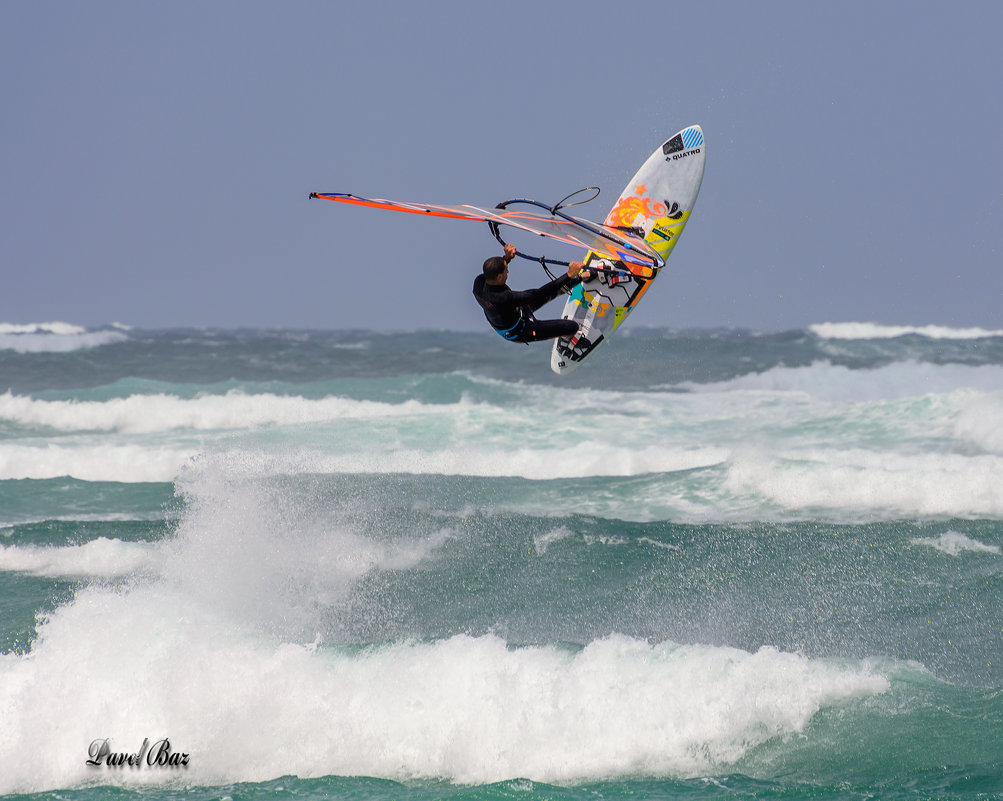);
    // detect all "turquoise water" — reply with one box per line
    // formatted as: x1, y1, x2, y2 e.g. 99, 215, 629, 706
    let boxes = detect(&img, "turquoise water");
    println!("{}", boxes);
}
1, 323, 1001, 800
